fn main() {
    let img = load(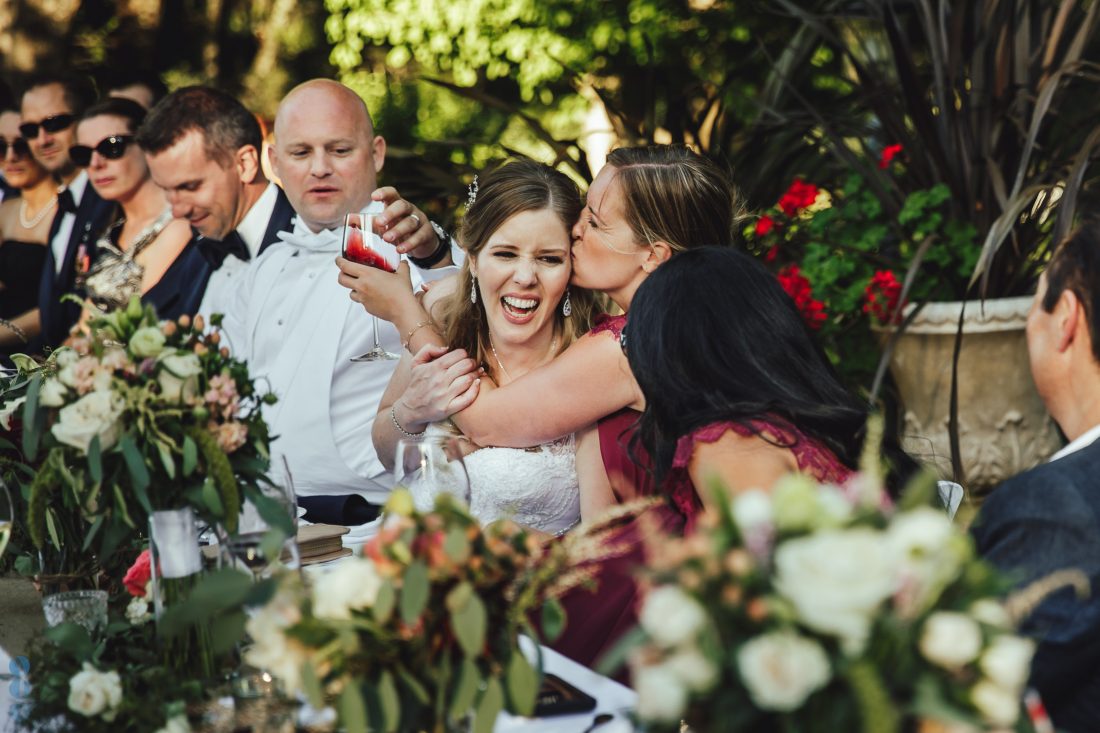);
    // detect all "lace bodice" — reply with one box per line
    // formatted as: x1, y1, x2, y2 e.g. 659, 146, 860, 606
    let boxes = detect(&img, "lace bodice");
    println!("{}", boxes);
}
411, 426, 581, 533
